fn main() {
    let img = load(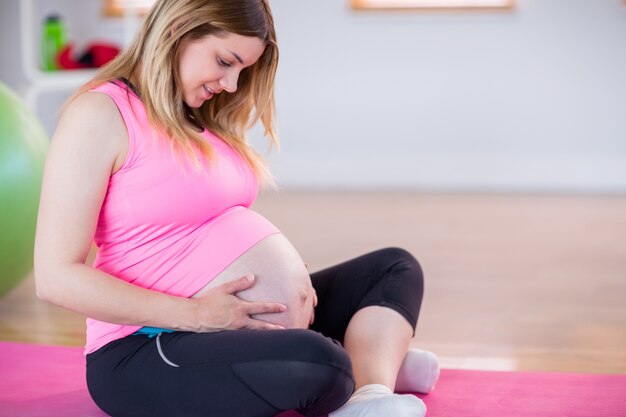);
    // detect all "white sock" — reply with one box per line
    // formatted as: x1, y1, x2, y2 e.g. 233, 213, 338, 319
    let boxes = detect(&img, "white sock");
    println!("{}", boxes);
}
395, 348, 441, 394
329, 383, 426, 417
